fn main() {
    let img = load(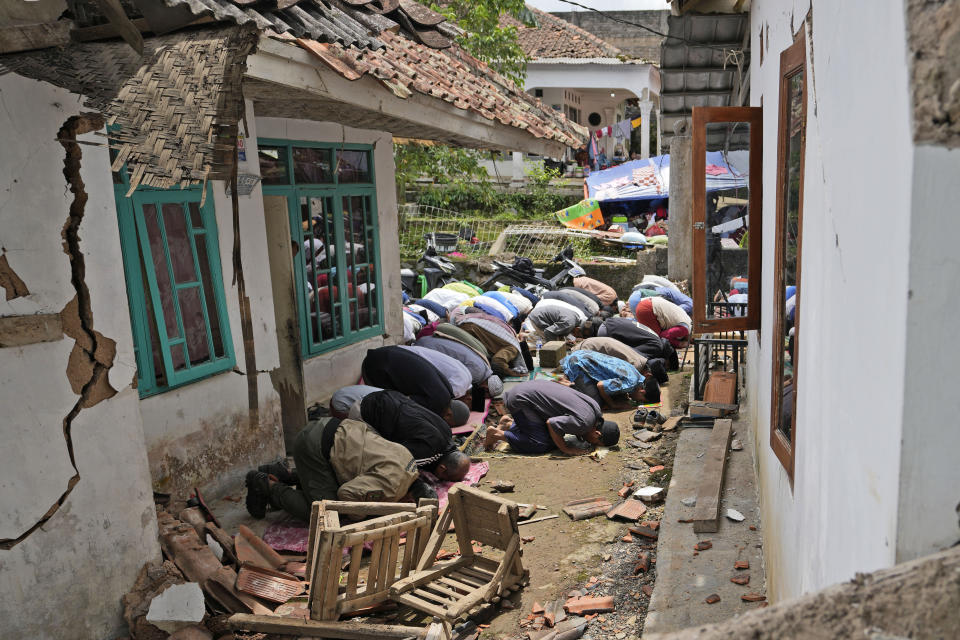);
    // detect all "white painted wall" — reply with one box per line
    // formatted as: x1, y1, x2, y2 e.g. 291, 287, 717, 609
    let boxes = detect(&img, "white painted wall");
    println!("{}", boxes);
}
897, 145, 960, 561
251, 116, 403, 407
744, 0, 913, 600
0, 73, 159, 639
